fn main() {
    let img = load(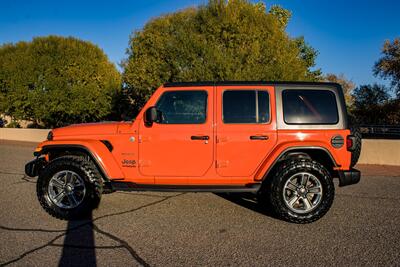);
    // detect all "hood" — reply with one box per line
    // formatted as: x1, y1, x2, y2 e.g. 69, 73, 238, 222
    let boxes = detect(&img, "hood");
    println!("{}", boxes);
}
52, 122, 131, 138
